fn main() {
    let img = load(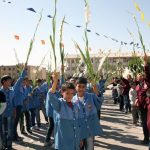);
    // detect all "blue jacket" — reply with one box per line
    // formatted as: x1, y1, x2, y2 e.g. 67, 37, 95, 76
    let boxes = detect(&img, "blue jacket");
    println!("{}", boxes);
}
26, 86, 34, 110
32, 86, 41, 108
45, 90, 61, 117
97, 79, 107, 96
45, 76, 65, 117
22, 85, 33, 110
13, 70, 27, 107
40, 82, 48, 99
73, 92, 103, 139
0, 69, 27, 117
48, 92, 81, 150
